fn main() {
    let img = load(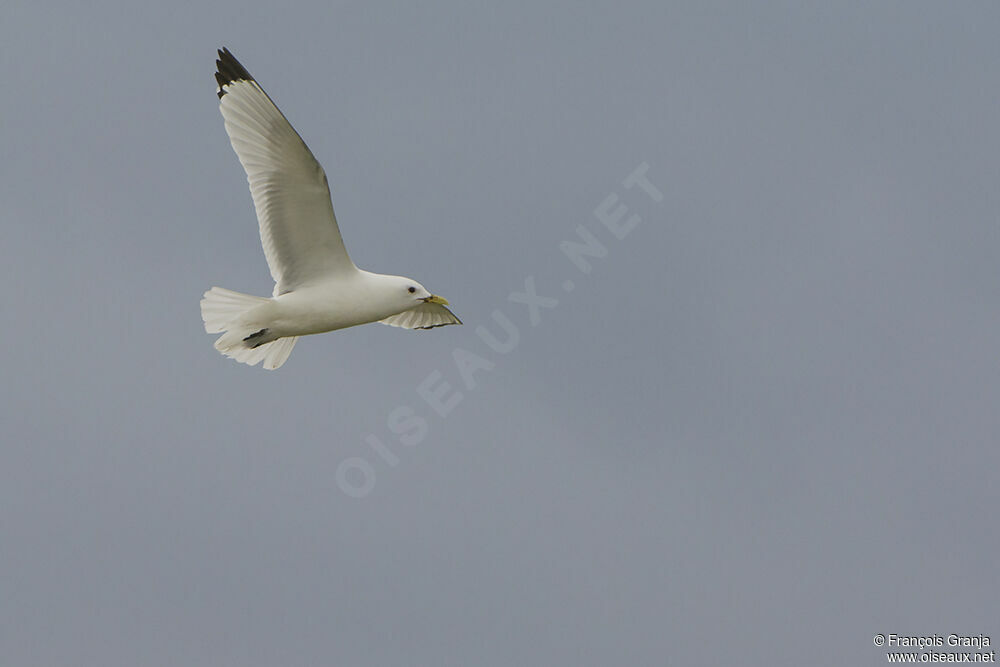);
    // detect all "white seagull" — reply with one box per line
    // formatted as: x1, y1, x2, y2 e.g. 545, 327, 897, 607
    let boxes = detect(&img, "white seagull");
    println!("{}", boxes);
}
200, 48, 460, 370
